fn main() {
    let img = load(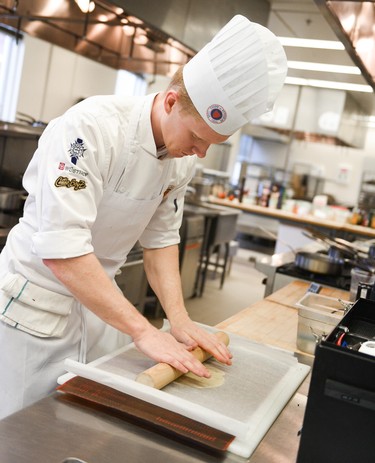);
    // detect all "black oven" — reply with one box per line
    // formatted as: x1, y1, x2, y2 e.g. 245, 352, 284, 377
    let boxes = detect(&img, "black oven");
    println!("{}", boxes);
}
297, 297, 375, 462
